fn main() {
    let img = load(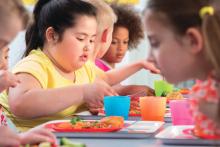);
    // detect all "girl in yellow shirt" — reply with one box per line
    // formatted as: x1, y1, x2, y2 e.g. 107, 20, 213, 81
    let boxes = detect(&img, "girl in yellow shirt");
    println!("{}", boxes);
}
0, 0, 159, 131
0, 0, 56, 145
1, 0, 111, 131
